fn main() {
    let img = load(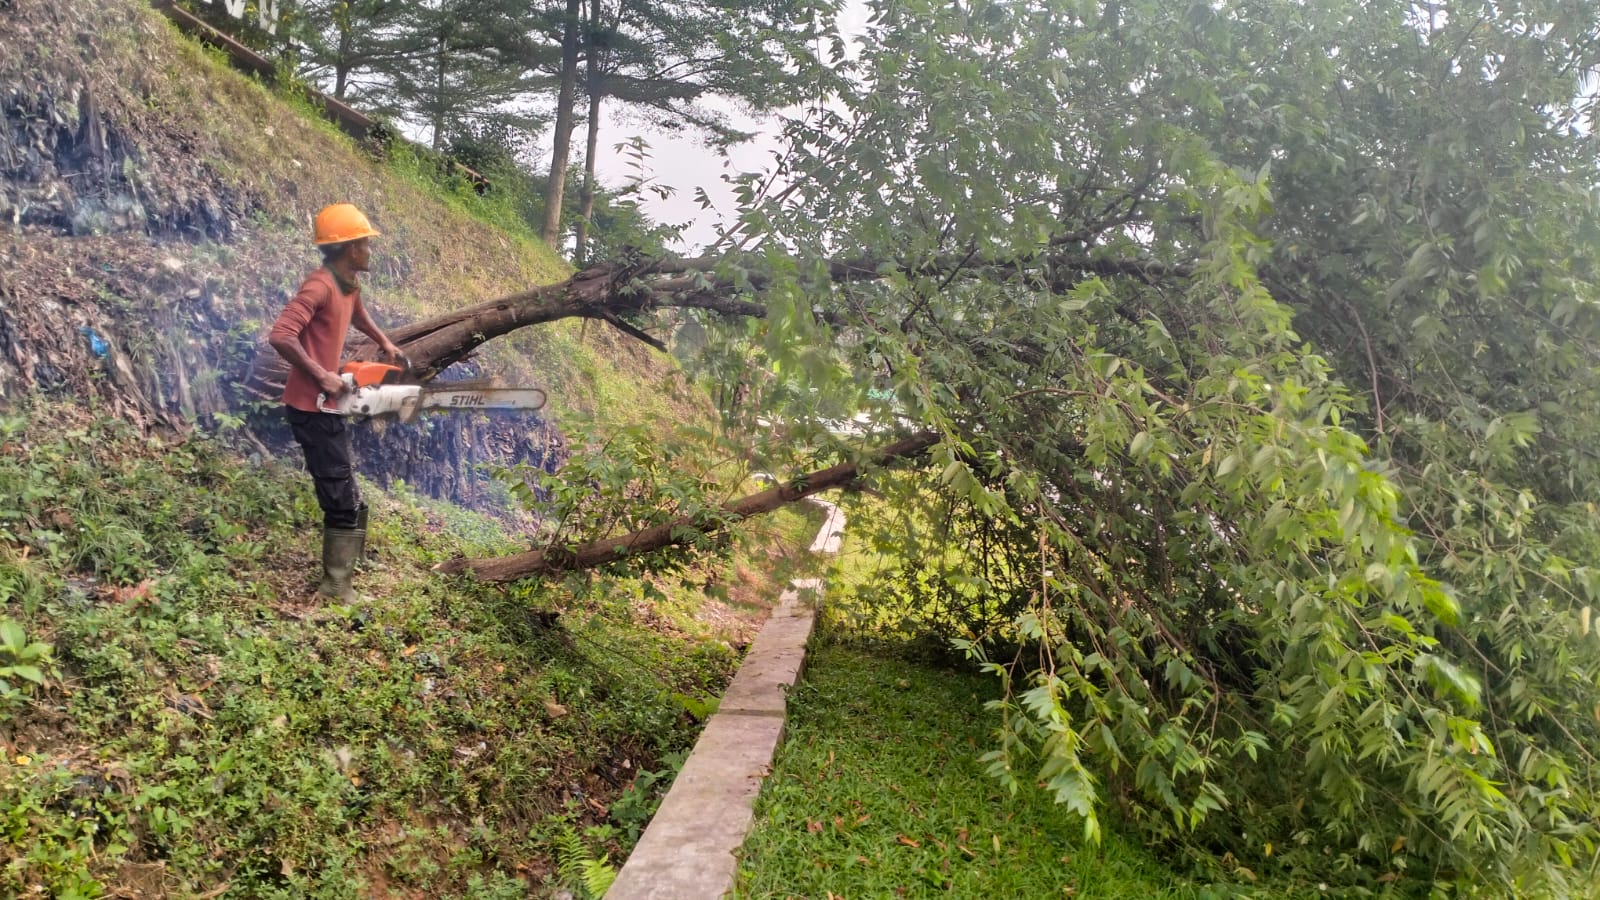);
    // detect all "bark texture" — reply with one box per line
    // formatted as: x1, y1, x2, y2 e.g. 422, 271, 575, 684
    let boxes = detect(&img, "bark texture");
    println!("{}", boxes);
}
574, 0, 603, 265
541, 0, 583, 245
